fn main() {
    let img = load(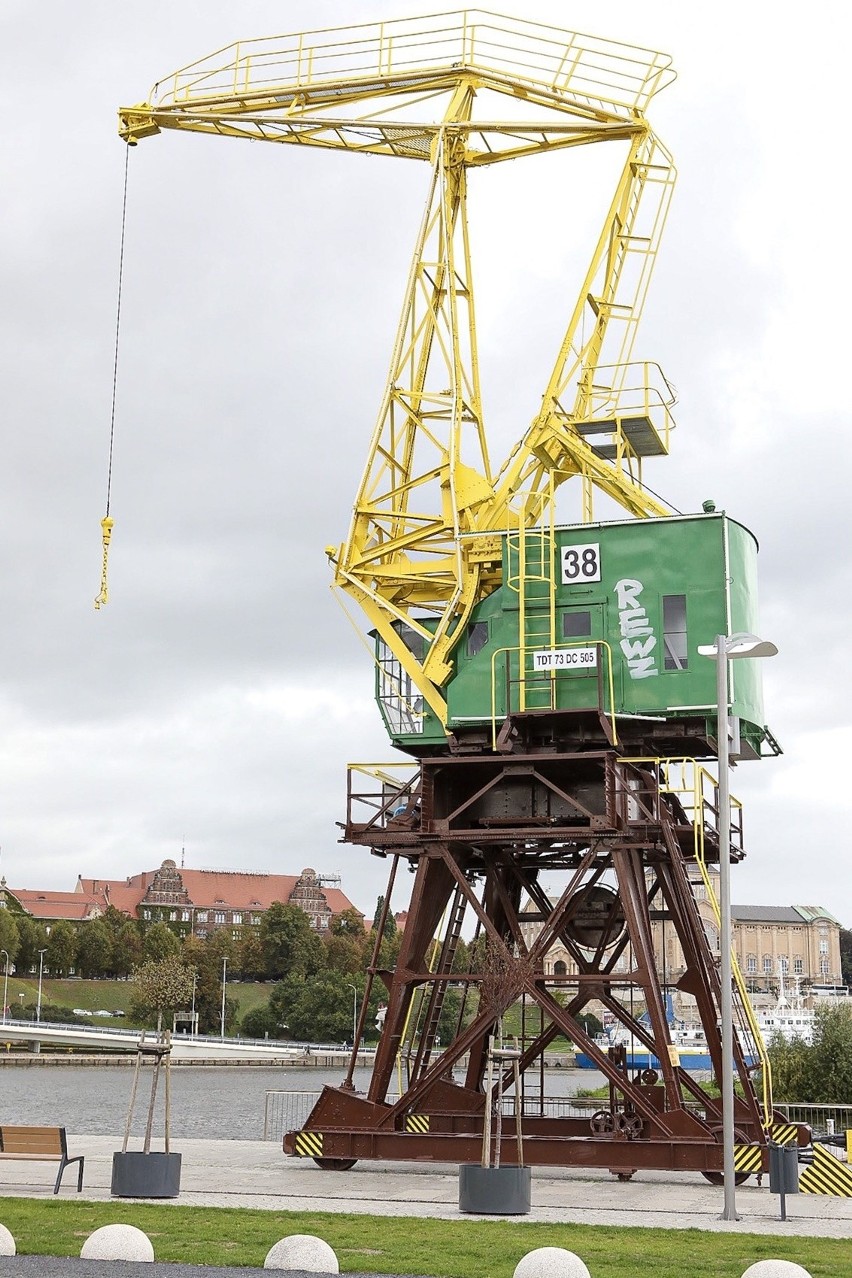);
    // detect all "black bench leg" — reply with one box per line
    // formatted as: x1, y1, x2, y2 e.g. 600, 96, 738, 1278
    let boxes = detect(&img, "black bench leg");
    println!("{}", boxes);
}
54, 1155, 84, 1194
